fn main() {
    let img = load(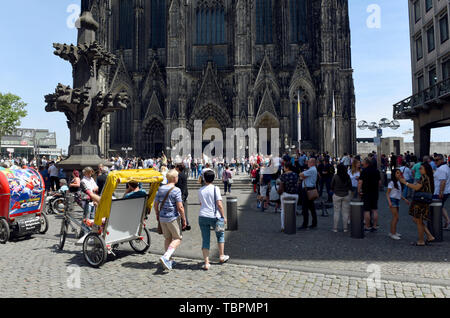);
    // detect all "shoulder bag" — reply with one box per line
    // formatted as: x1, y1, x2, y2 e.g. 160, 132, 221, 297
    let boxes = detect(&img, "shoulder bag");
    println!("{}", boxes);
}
214, 186, 225, 233
157, 187, 175, 235
413, 191, 433, 204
